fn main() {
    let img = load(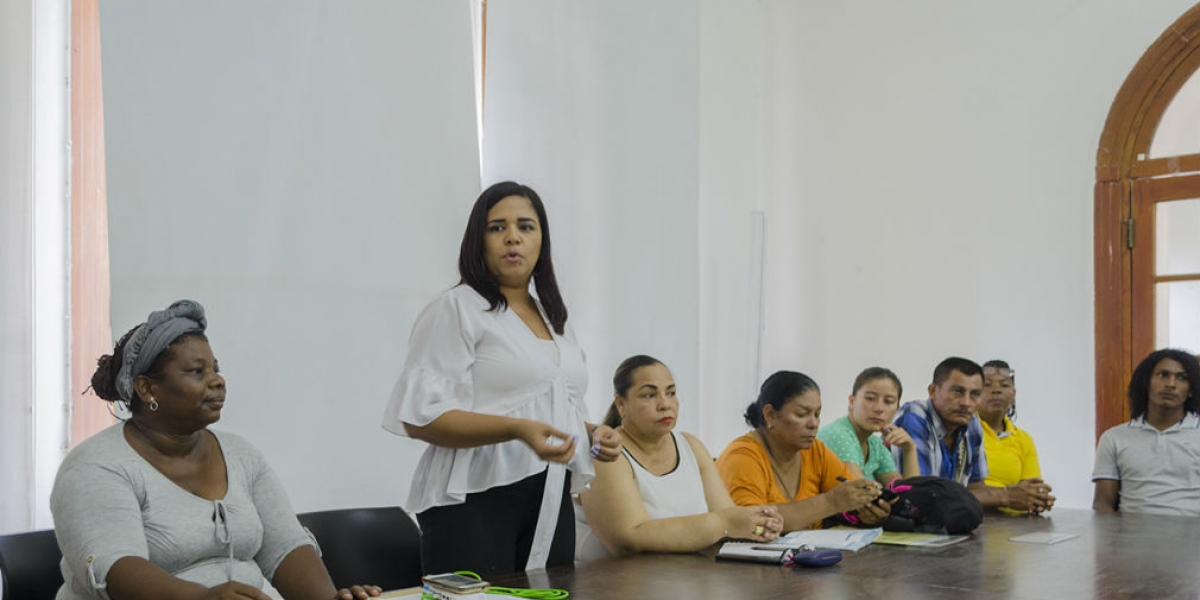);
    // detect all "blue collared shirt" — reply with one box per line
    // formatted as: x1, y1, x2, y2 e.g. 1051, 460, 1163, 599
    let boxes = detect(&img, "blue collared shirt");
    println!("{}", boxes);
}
892, 398, 987, 485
